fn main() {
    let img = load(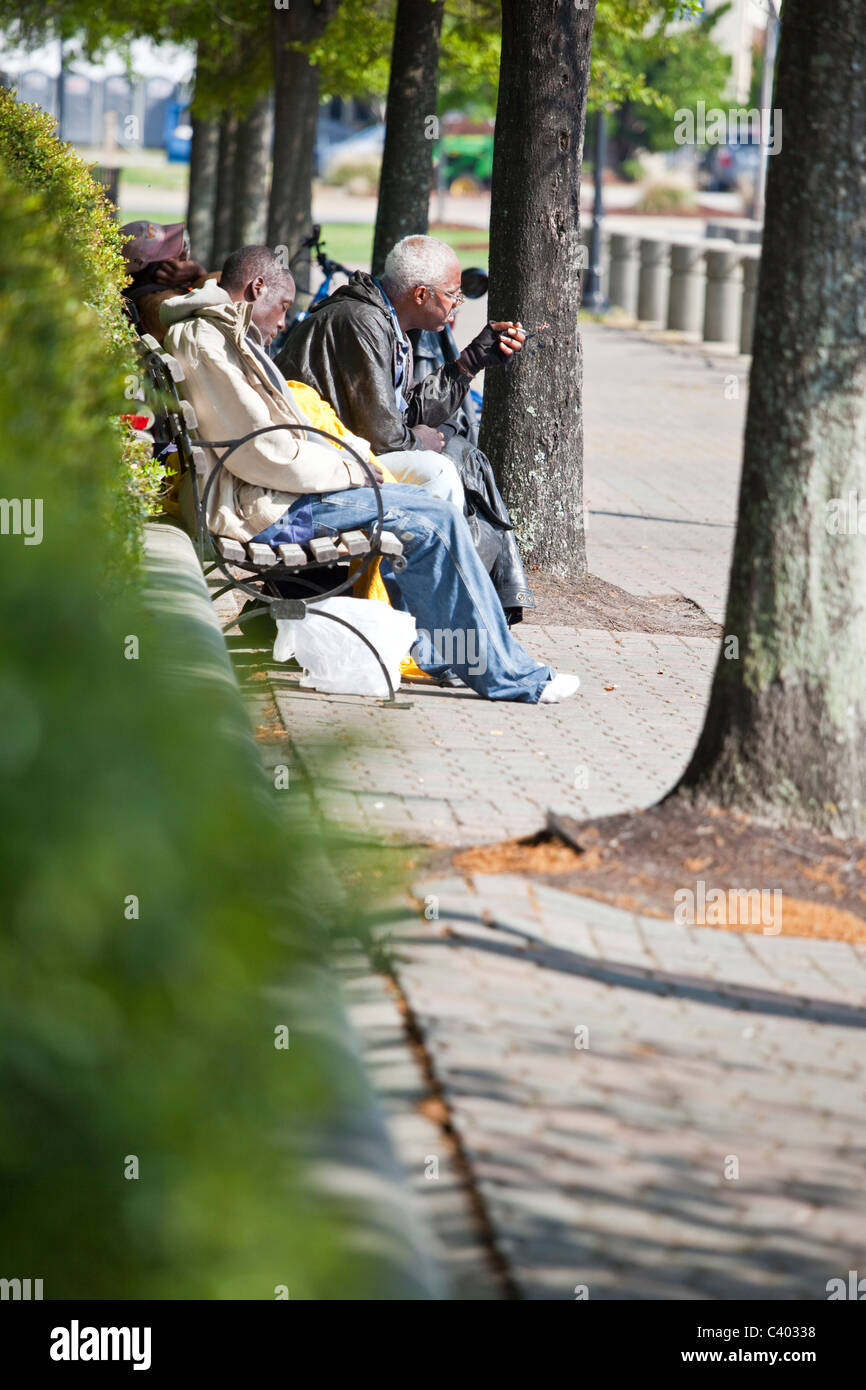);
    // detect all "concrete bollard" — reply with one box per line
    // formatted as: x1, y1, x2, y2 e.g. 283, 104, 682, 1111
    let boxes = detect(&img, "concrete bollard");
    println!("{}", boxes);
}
637, 238, 671, 326
739, 249, 762, 355
579, 223, 611, 301
667, 243, 706, 336
706, 219, 763, 245
703, 245, 744, 347
608, 232, 640, 316
600, 225, 610, 299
